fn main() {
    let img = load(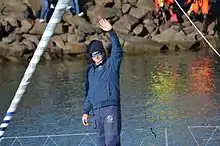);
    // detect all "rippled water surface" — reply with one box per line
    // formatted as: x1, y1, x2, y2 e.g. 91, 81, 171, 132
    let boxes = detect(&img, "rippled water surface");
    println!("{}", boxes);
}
0, 51, 220, 146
